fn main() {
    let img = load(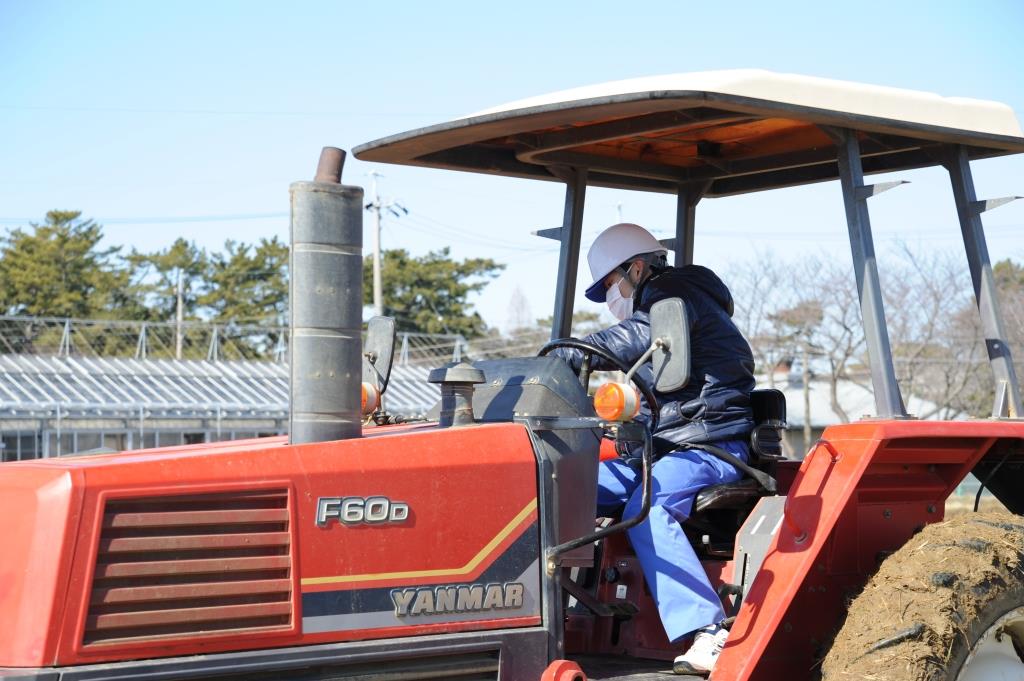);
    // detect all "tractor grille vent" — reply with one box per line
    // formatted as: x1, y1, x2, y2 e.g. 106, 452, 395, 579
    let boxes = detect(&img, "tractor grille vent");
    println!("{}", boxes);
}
170, 650, 500, 681
84, 489, 293, 647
